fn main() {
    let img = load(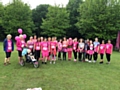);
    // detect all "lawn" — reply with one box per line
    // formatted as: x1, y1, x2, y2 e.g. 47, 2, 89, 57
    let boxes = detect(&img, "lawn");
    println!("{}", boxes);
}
0, 43, 120, 90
